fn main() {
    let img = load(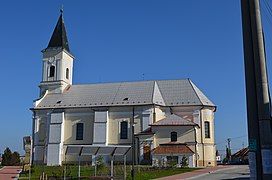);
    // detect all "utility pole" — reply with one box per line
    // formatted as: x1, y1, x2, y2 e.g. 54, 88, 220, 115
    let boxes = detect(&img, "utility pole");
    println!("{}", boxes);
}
227, 138, 231, 151
227, 138, 231, 162
241, 0, 272, 179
